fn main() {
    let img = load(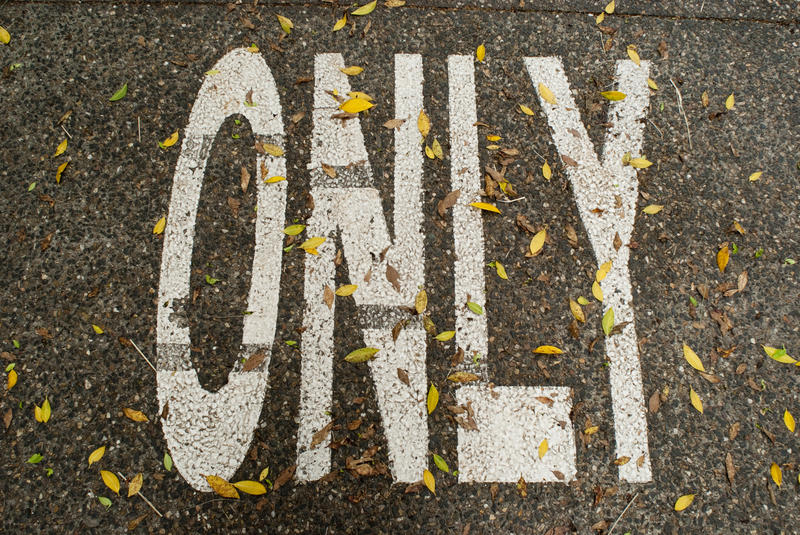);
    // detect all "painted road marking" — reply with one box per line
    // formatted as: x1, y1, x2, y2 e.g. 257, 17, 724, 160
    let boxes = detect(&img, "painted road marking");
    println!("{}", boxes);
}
297, 53, 428, 482
156, 49, 654, 491
156, 49, 286, 491
524, 57, 652, 482
448, 55, 576, 483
